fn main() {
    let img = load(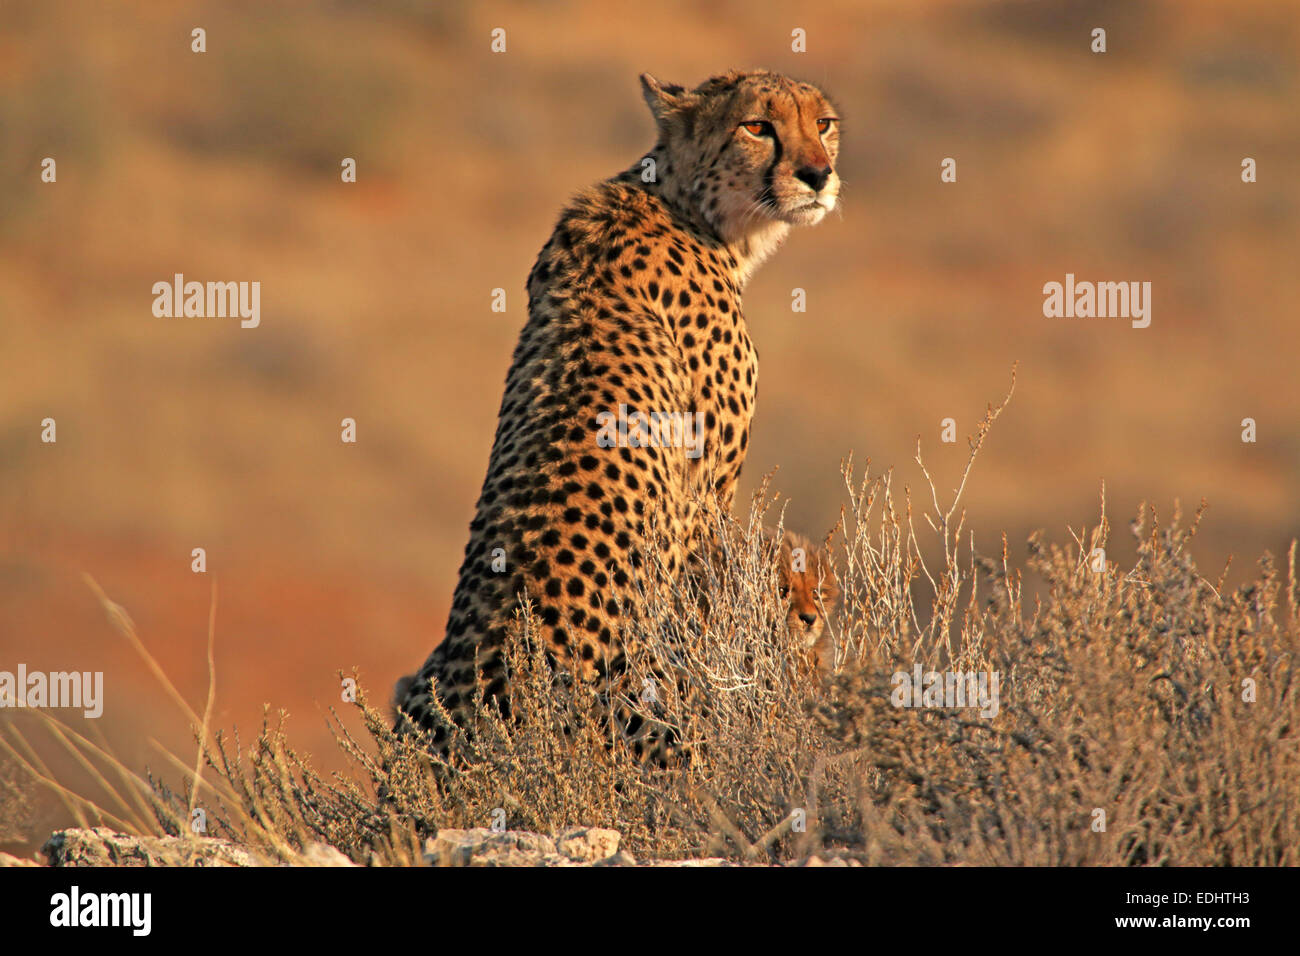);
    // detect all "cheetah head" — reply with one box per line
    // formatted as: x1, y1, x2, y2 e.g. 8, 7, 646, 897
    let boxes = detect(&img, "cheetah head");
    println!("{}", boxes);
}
775, 532, 841, 648
640, 70, 841, 249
